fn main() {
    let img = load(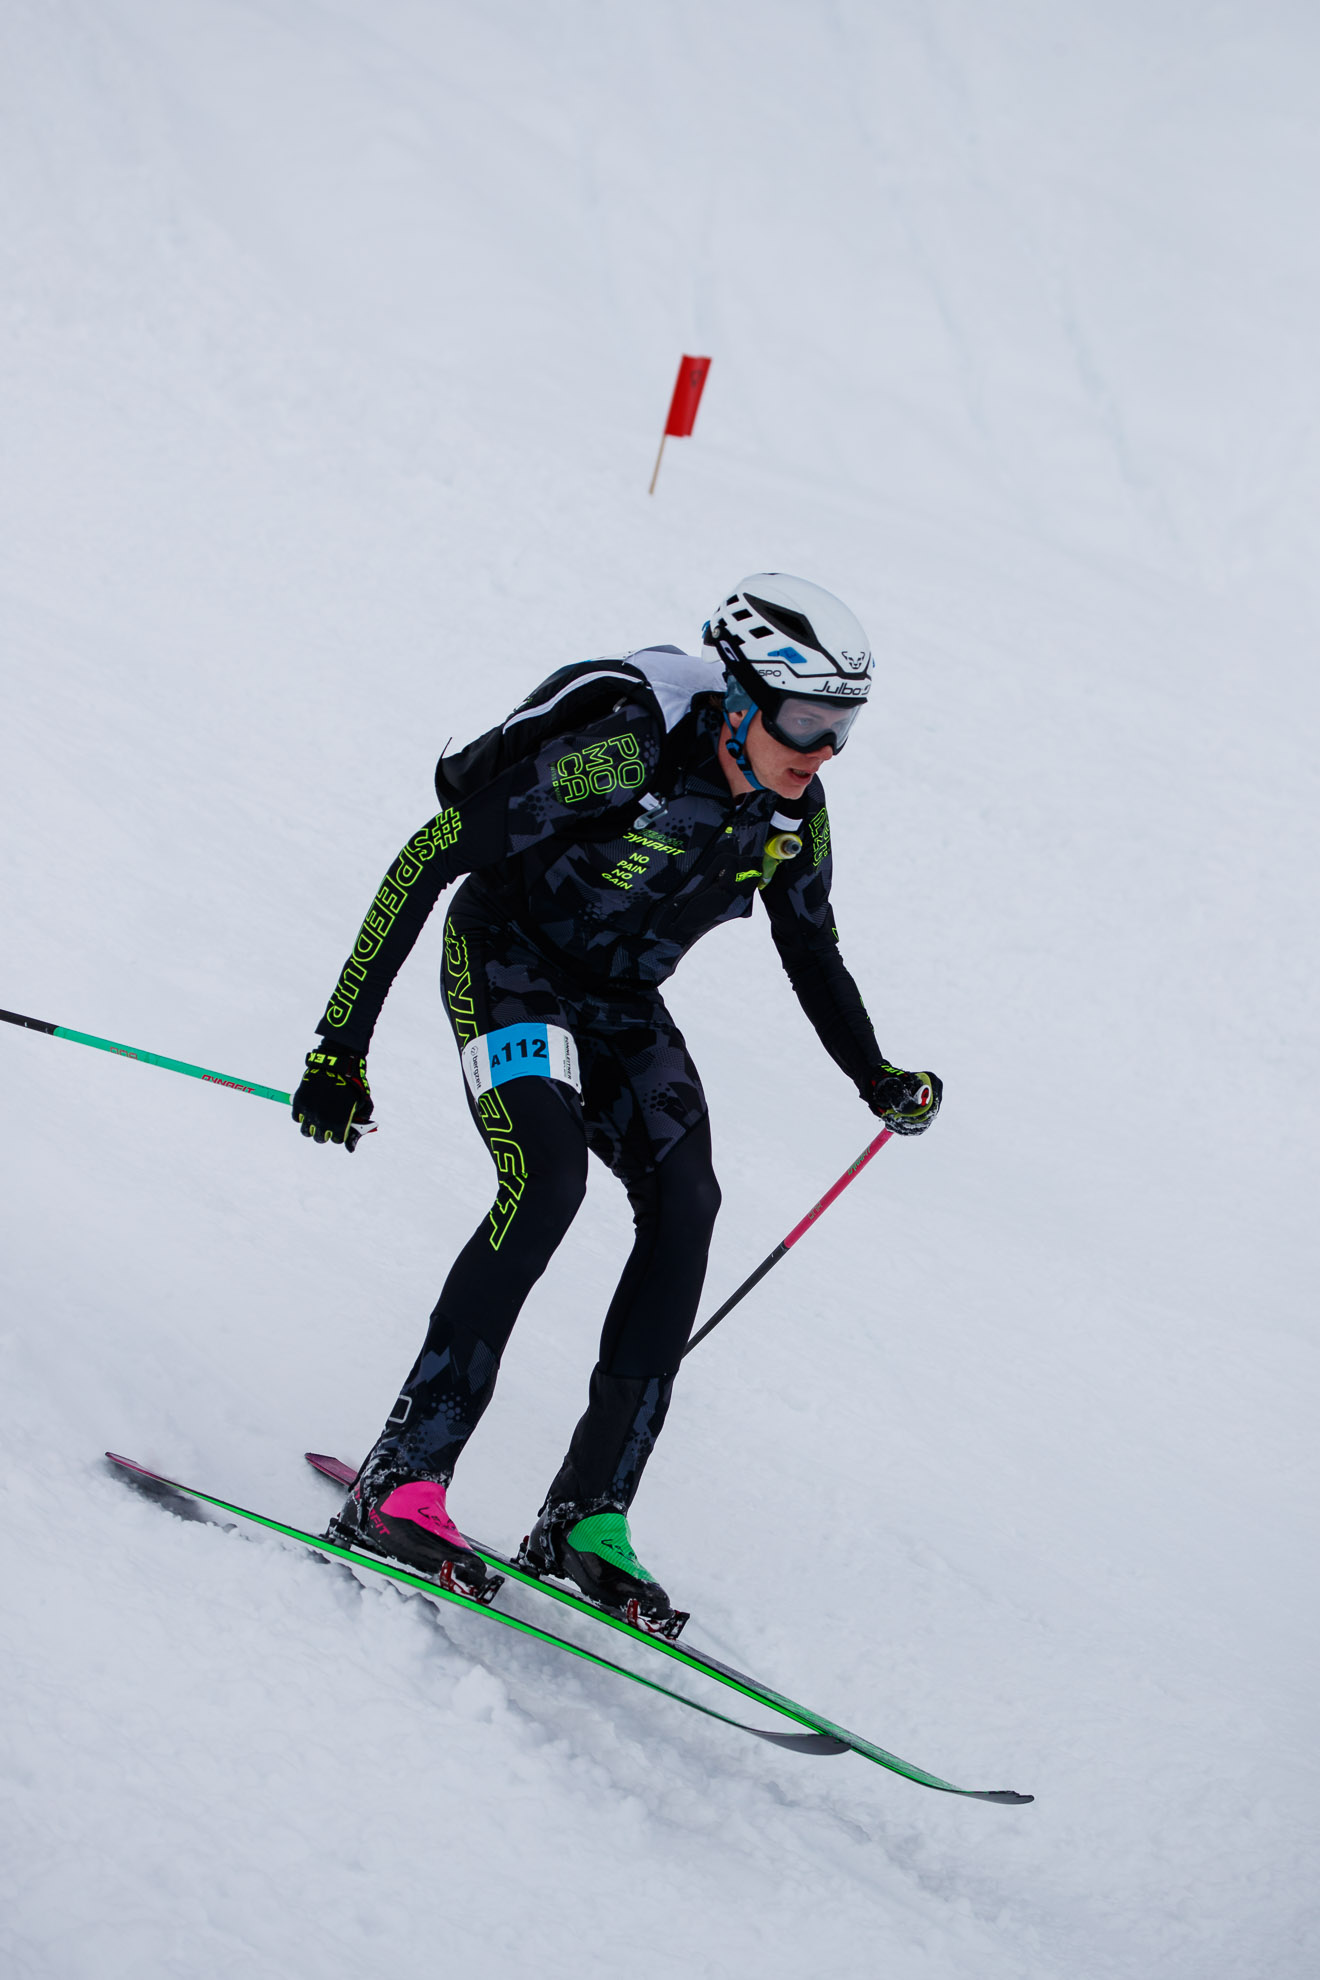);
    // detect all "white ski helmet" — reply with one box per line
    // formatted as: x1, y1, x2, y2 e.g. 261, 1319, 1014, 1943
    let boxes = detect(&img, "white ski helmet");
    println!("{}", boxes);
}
703, 573, 872, 754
